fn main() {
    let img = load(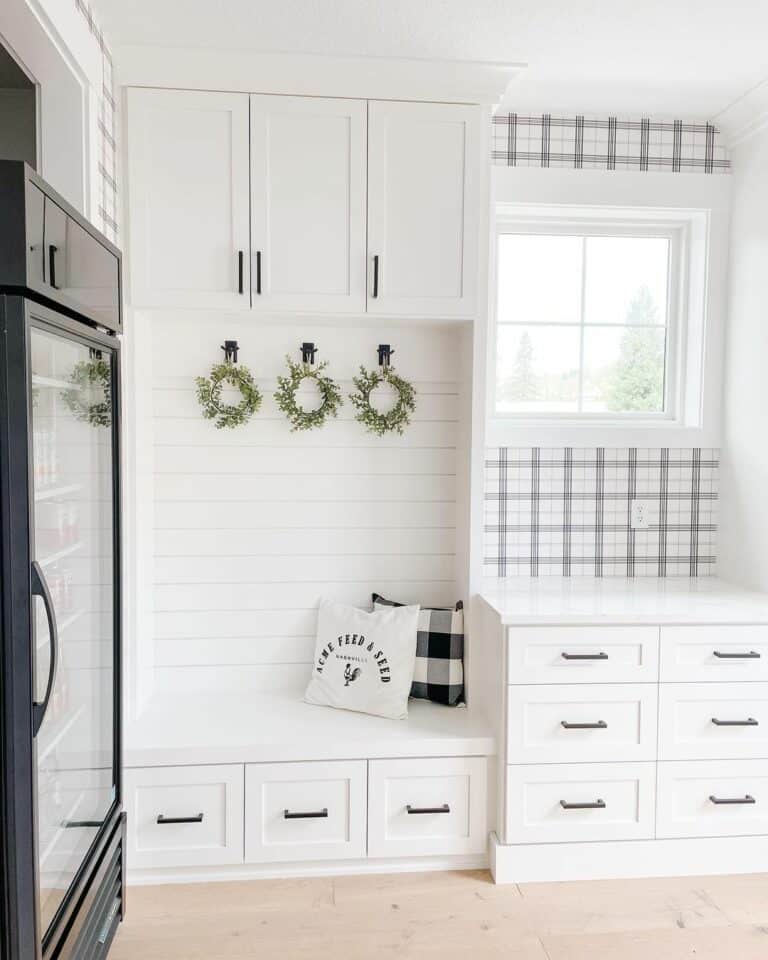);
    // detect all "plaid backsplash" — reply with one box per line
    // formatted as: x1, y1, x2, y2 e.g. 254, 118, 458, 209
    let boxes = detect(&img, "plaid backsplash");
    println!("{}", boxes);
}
484, 448, 719, 578
492, 115, 730, 174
